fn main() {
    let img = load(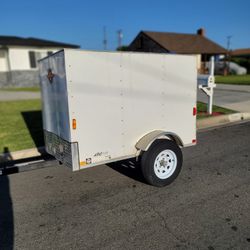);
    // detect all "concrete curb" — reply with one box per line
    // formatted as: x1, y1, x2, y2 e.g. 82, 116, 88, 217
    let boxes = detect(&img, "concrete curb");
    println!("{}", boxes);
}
1, 112, 250, 164
0, 147, 46, 163
197, 112, 250, 129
